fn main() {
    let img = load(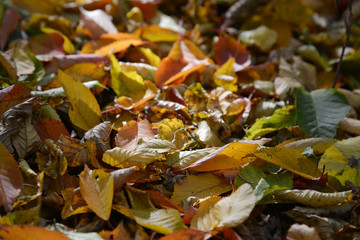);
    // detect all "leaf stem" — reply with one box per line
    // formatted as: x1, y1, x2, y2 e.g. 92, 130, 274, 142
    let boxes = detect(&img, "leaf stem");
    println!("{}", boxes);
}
333, 0, 353, 88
